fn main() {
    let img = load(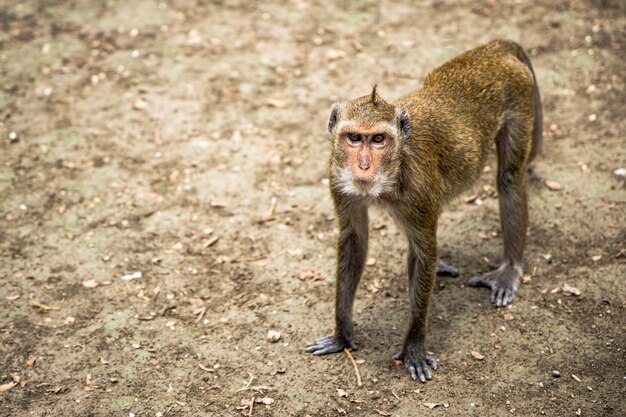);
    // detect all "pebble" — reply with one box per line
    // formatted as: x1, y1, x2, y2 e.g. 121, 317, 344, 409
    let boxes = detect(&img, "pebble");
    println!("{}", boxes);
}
267, 330, 282, 342
9, 131, 18, 143
552, 370, 561, 378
